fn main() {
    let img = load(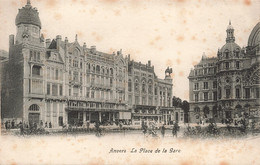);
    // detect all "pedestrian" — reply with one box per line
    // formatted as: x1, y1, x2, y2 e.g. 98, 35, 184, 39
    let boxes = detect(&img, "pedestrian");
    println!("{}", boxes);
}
4, 120, 8, 130
49, 122, 52, 128
7, 120, 11, 130
34, 122, 37, 130
172, 121, 179, 138
45, 122, 48, 128
161, 124, 166, 138
40, 120, 43, 128
95, 121, 101, 136
19, 121, 24, 135
11, 120, 15, 129
143, 124, 147, 135
86, 121, 90, 132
